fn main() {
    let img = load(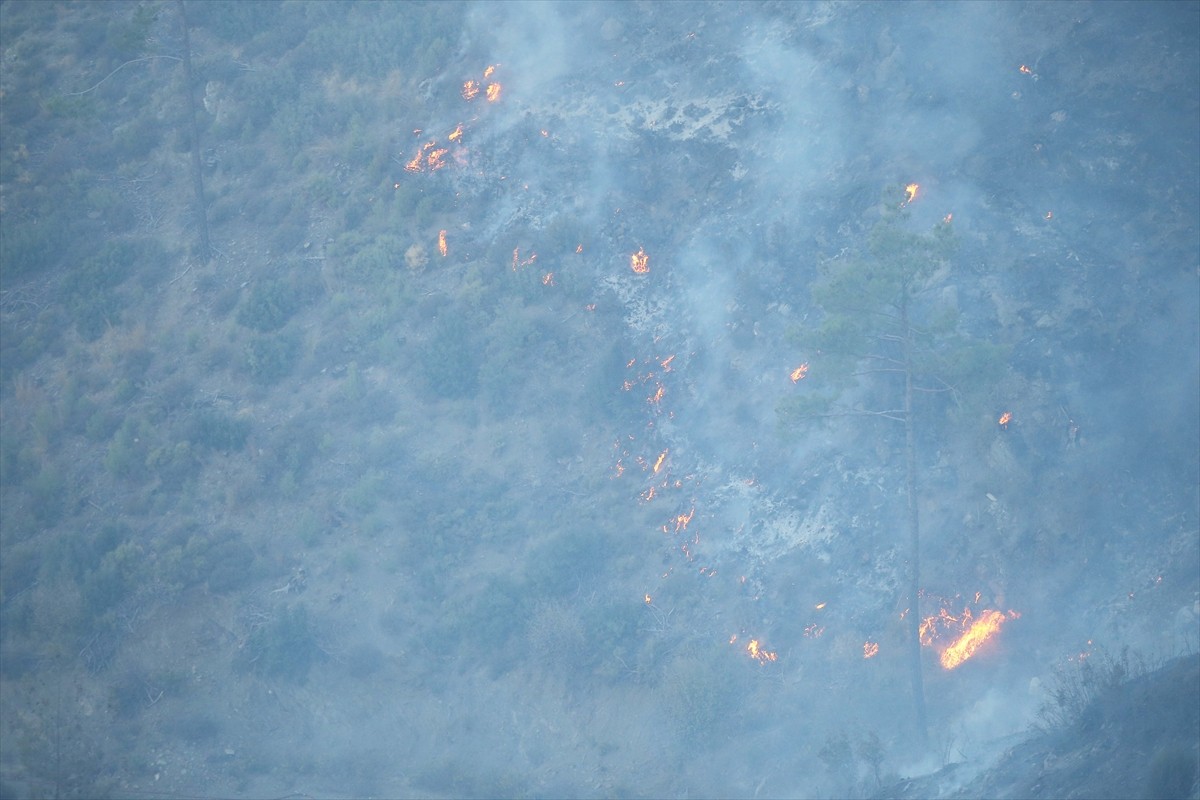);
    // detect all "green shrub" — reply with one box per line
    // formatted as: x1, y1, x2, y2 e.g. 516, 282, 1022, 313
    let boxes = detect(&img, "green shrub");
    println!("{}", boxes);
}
236, 268, 322, 332
237, 604, 320, 683
243, 331, 300, 383
188, 408, 250, 452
